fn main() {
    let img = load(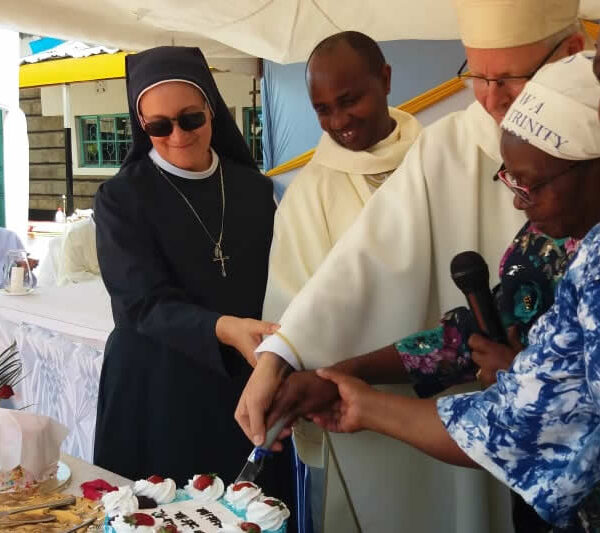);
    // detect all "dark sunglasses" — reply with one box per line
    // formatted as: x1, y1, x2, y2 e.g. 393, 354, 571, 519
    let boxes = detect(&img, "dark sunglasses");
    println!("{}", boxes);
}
141, 111, 207, 137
